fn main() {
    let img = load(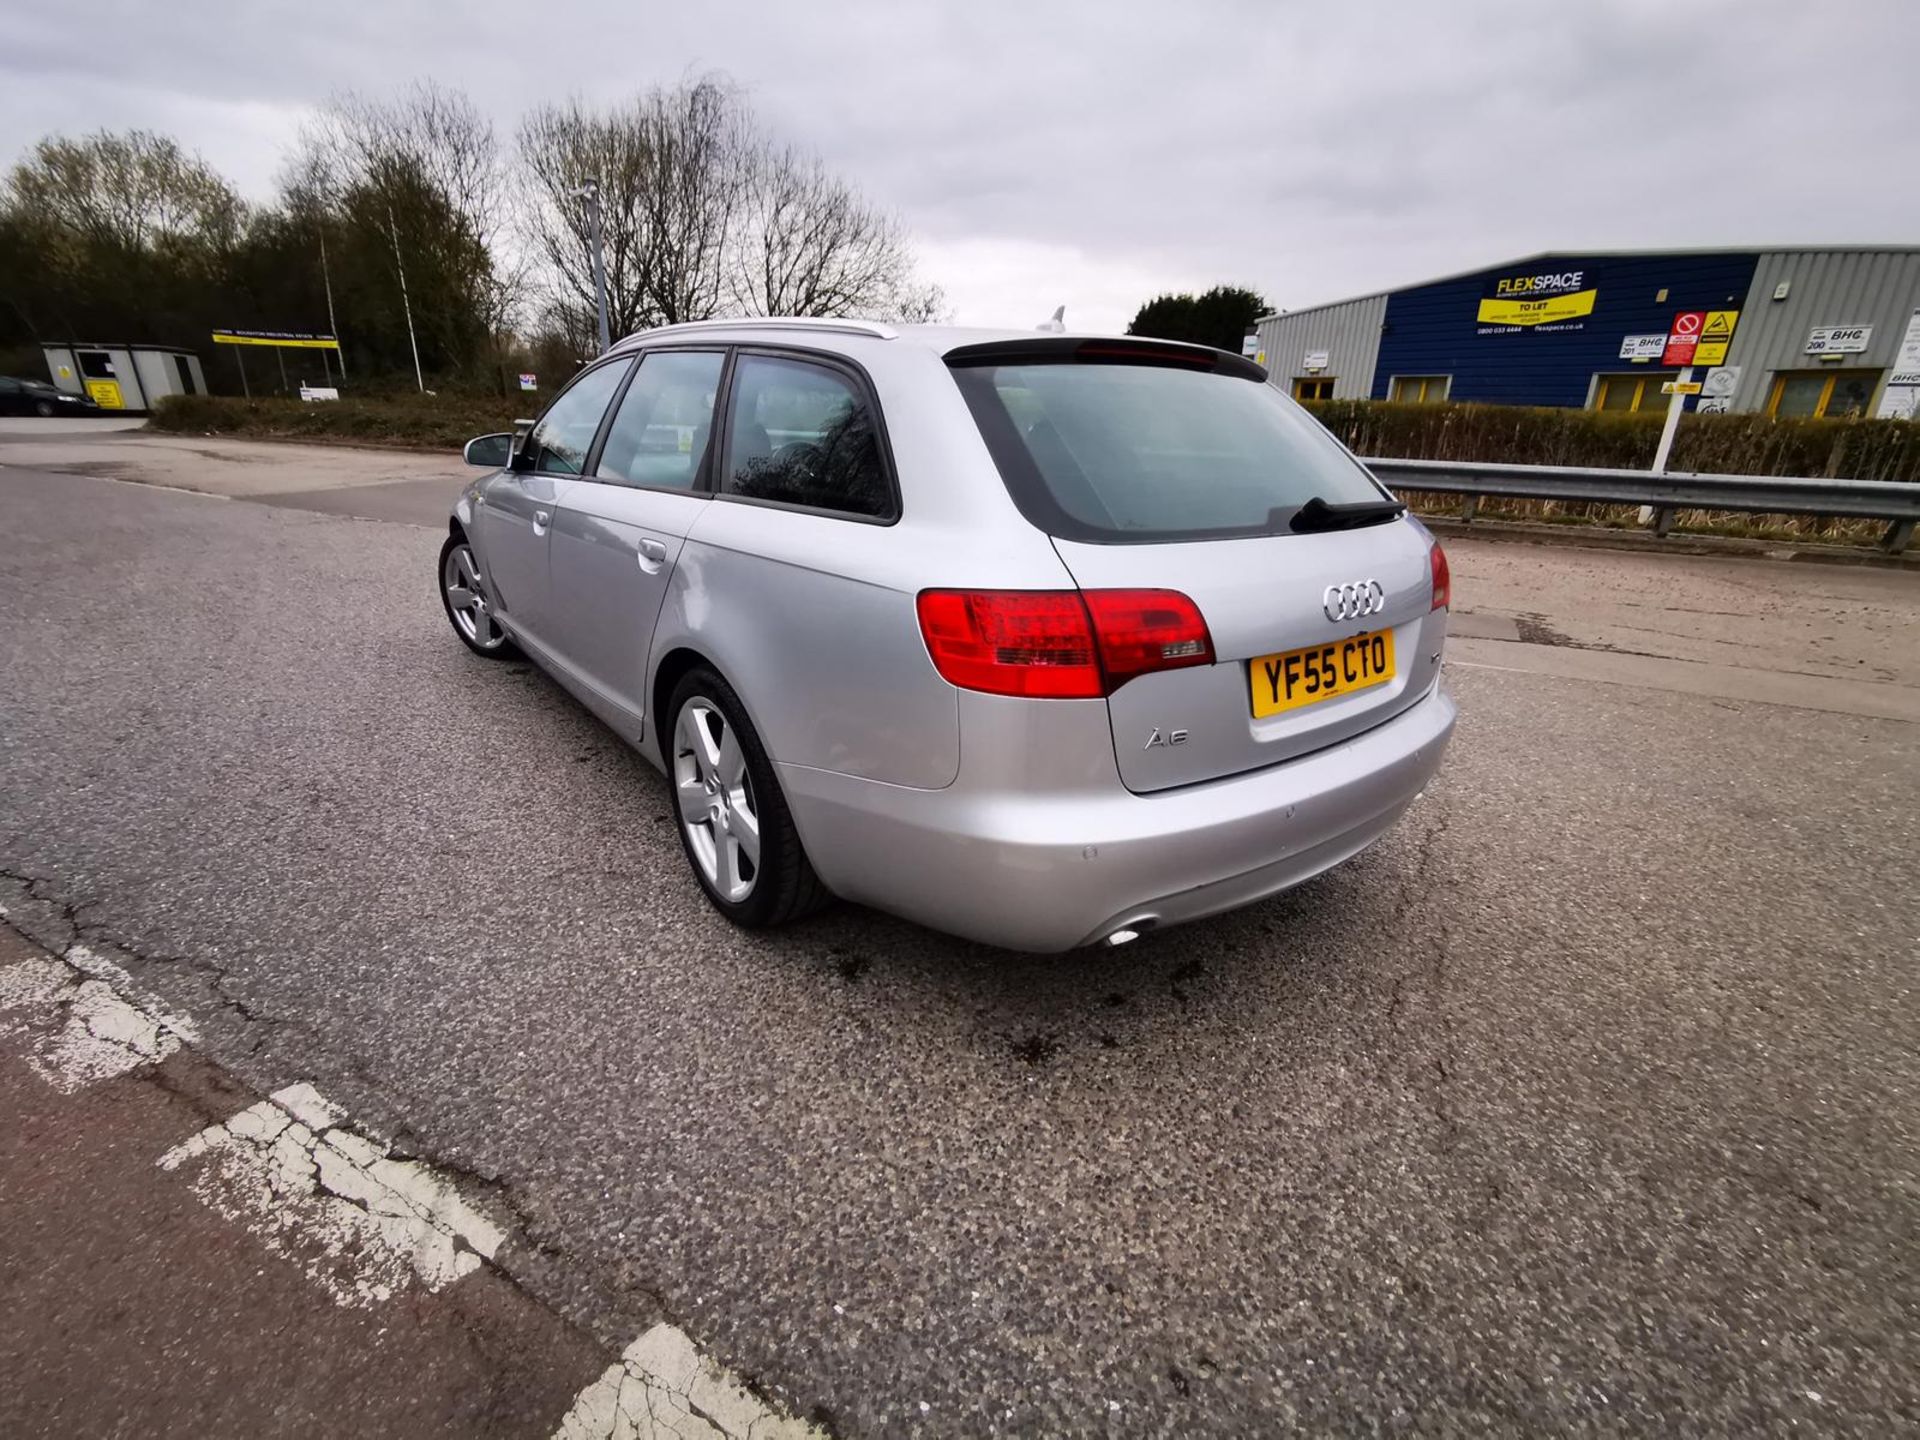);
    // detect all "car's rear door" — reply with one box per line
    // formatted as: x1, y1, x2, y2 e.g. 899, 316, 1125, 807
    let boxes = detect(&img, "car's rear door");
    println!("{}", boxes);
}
472, 357, 631, 652
546, 348, 726, 740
